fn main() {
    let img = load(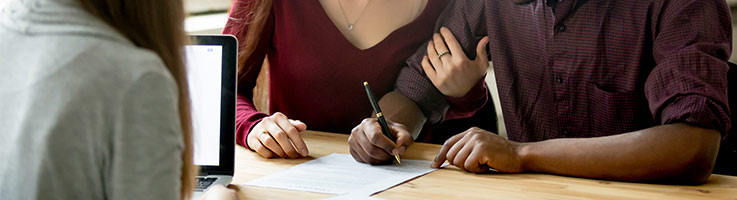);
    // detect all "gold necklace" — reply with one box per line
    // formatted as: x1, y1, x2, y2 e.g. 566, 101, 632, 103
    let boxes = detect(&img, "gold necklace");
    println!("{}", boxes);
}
337, 0, 372, 31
